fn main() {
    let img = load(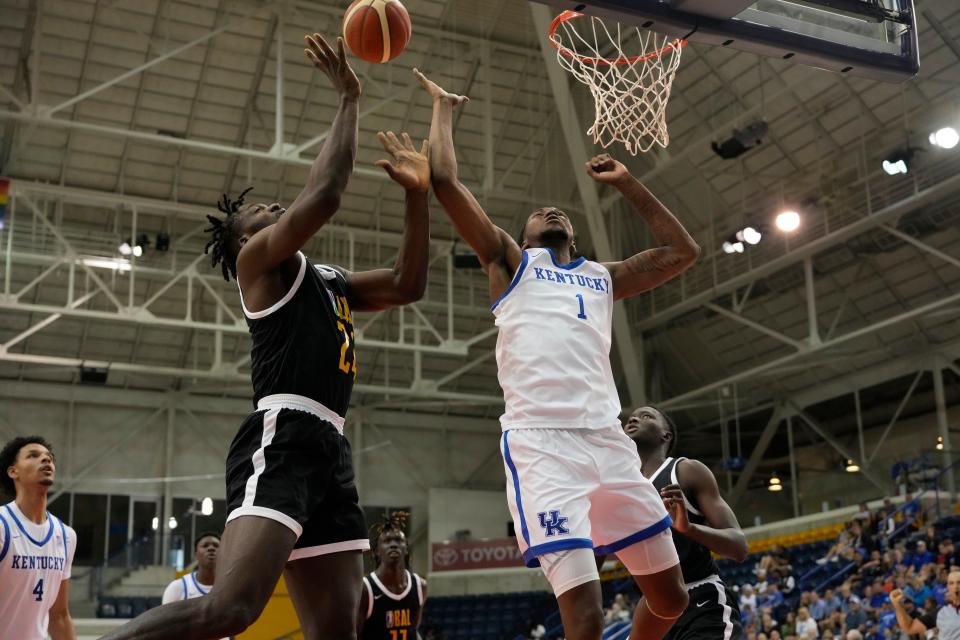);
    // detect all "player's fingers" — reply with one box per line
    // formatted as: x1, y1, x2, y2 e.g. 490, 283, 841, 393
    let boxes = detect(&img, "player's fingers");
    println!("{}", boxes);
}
337, 36, 347, 67
413, 68, 431, 87
386, 131, 403, 150
420, 139, 430, 158
314, 33, 337, 61
401, 132, 414, 151
377, 131, 398, 154
375, 159, 399, 180
304, 49, 324, 68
